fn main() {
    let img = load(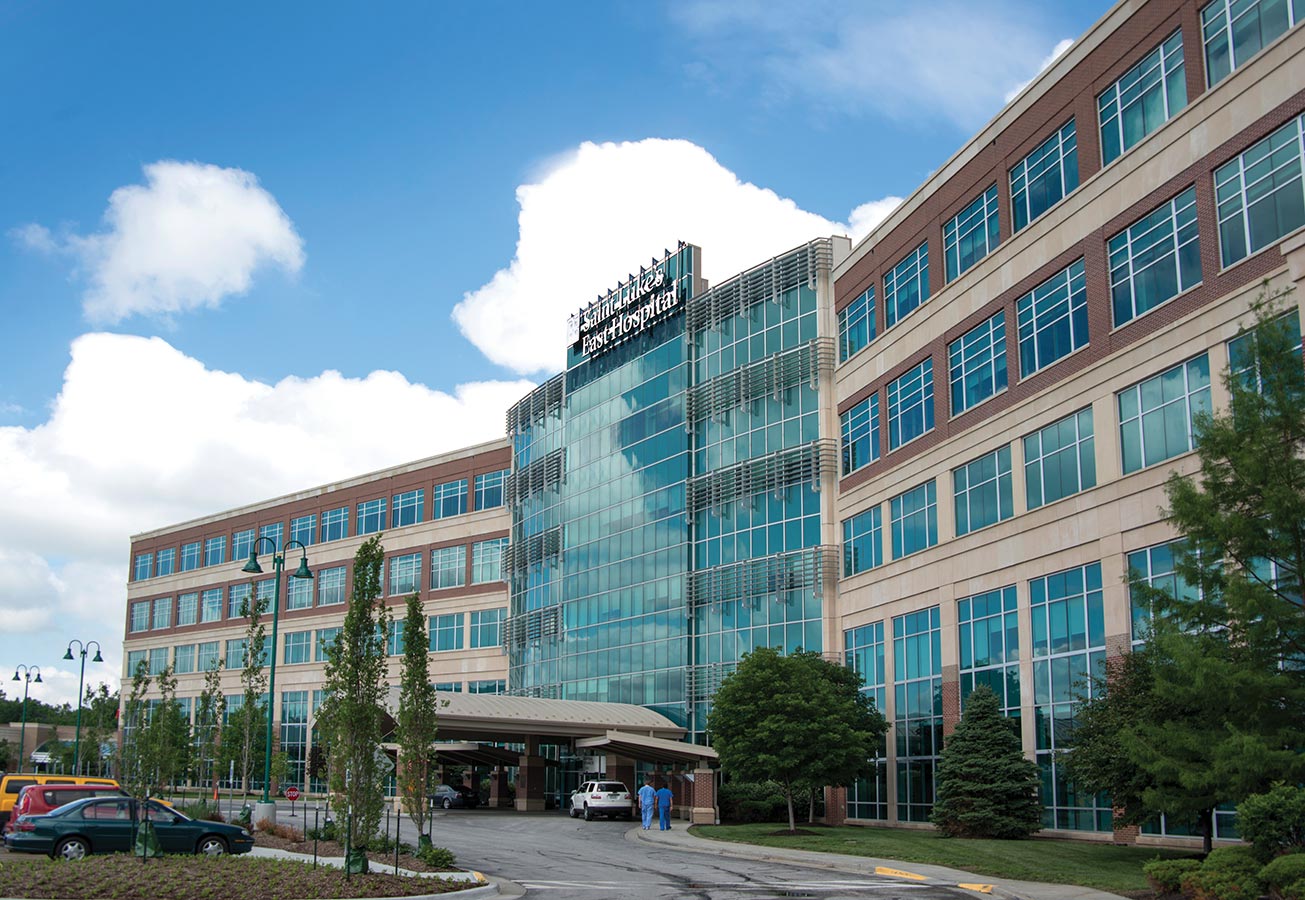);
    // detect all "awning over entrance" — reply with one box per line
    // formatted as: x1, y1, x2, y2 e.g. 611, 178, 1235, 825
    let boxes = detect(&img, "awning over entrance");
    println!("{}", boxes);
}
576, 729, 718, 768
430, 742, 521, 769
